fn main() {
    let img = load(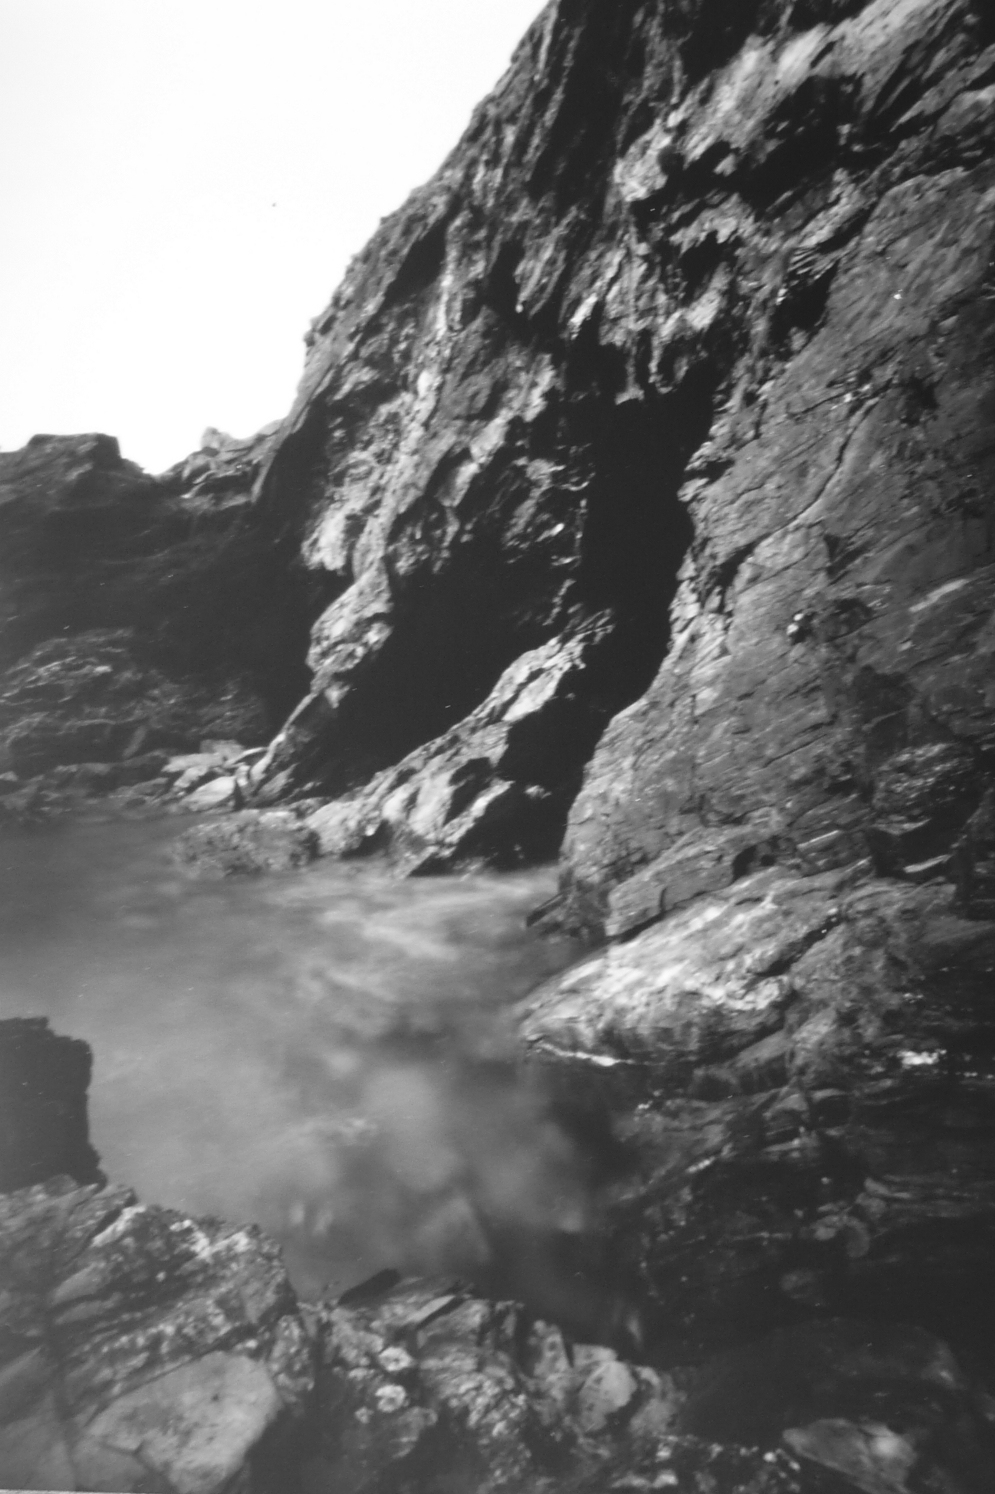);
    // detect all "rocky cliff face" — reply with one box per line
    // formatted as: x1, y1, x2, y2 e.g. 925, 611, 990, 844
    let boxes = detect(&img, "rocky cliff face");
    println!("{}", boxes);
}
3, 1, 995, 1489
0, 429, 320, 817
